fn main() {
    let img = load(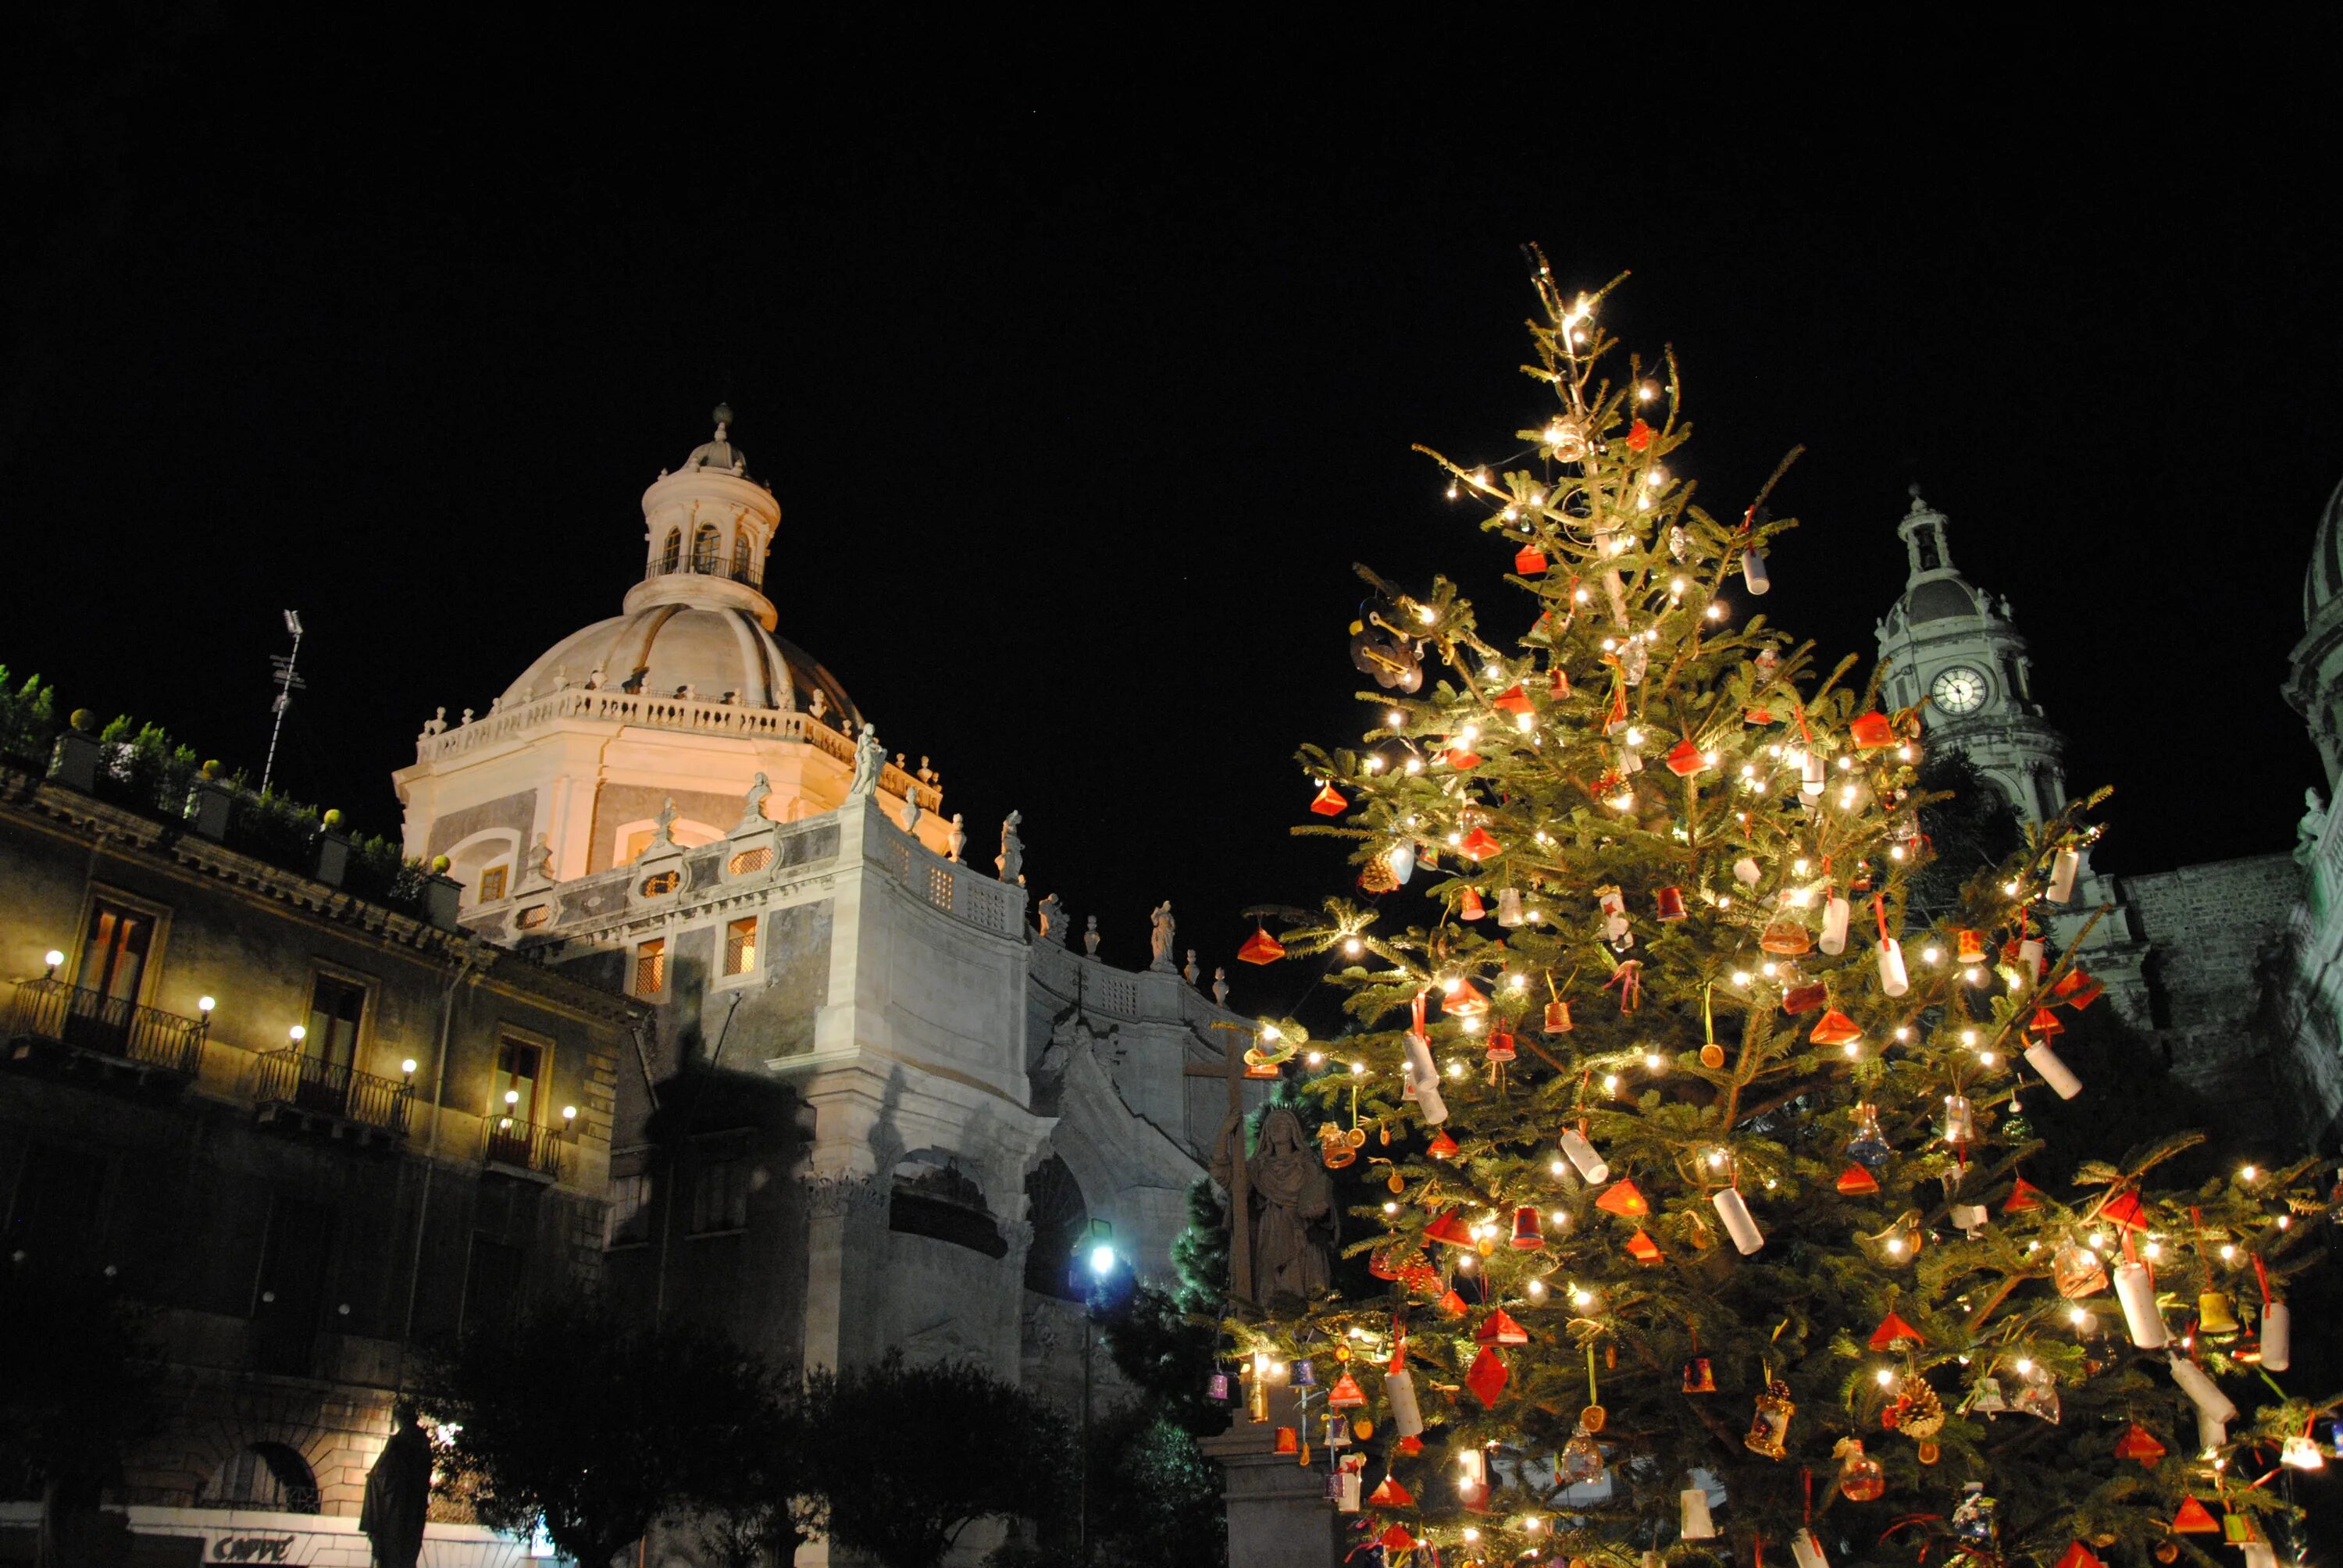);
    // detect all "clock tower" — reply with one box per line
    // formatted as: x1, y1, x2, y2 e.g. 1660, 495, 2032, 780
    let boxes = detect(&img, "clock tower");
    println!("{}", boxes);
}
1873, 487, 2147, 1010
